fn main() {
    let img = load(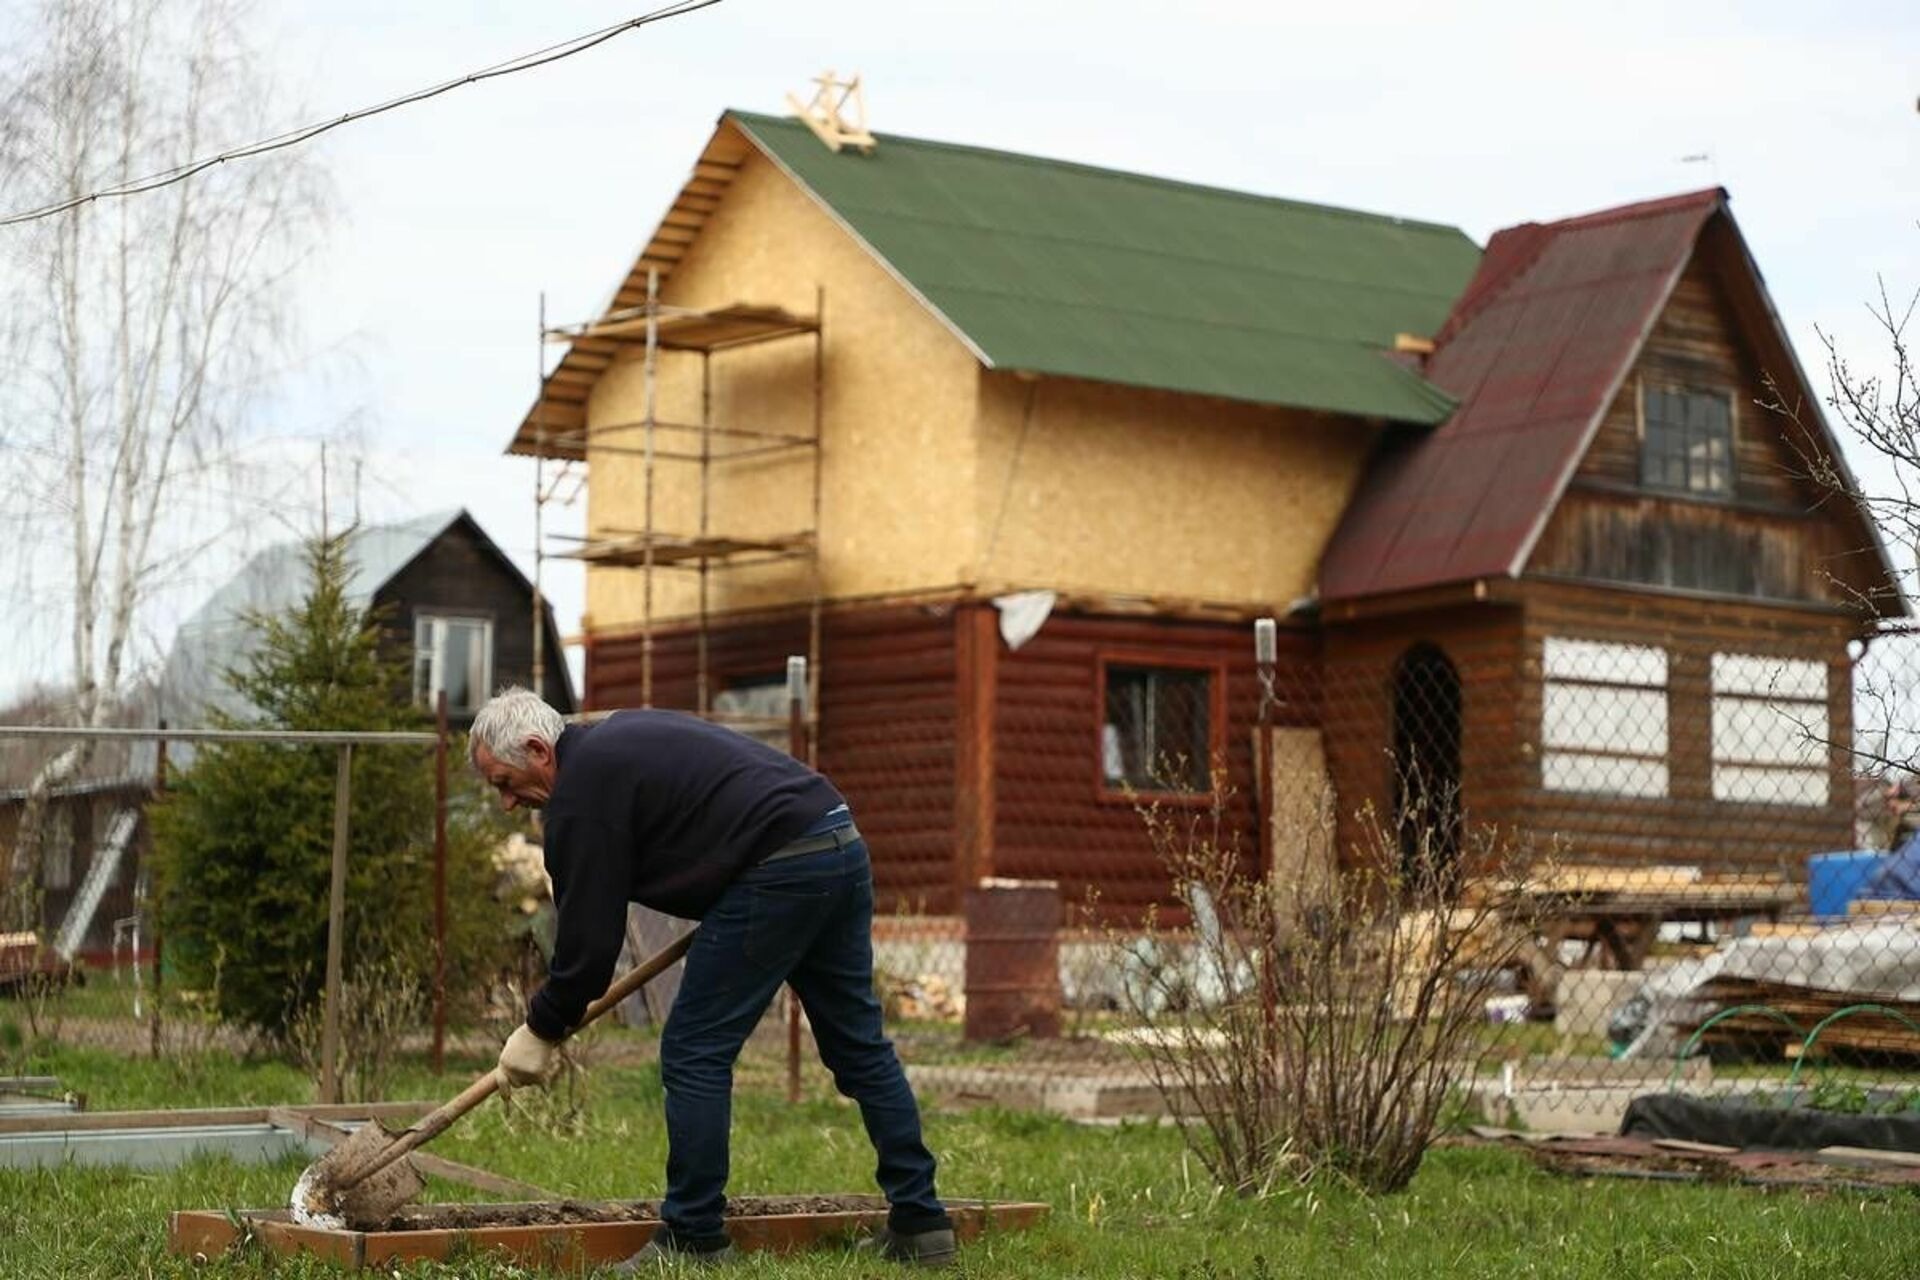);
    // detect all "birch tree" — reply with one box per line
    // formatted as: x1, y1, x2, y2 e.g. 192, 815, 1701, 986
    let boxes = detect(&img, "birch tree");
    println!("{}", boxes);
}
0, 0, 330, 906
